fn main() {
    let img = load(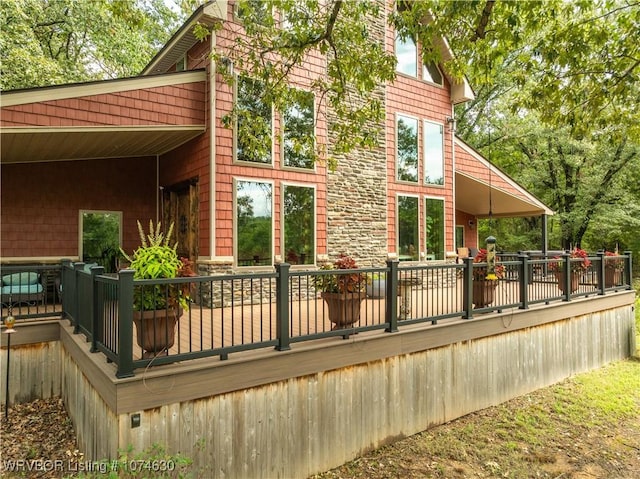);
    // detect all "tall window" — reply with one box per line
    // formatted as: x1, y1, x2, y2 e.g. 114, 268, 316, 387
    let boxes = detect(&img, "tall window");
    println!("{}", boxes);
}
236, 180, 273, 266
425, 198, 445, 260
283, 90, 315, 169
398, 195, 419, 261
236, 76, 272, 164
423, 62, 443, 85
397, 115, 418, 182
424, 121, 444, 185
395, 36, 417, 77
283, 185, 315, 265
80, 211, 121, 273
455, 225, 465, 250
